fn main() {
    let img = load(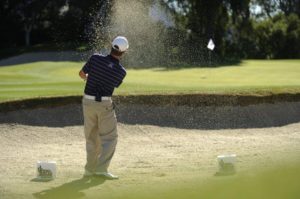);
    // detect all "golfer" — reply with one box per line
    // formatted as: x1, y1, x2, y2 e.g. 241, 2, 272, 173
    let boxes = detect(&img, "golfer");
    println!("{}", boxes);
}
79, 36, 128, 179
